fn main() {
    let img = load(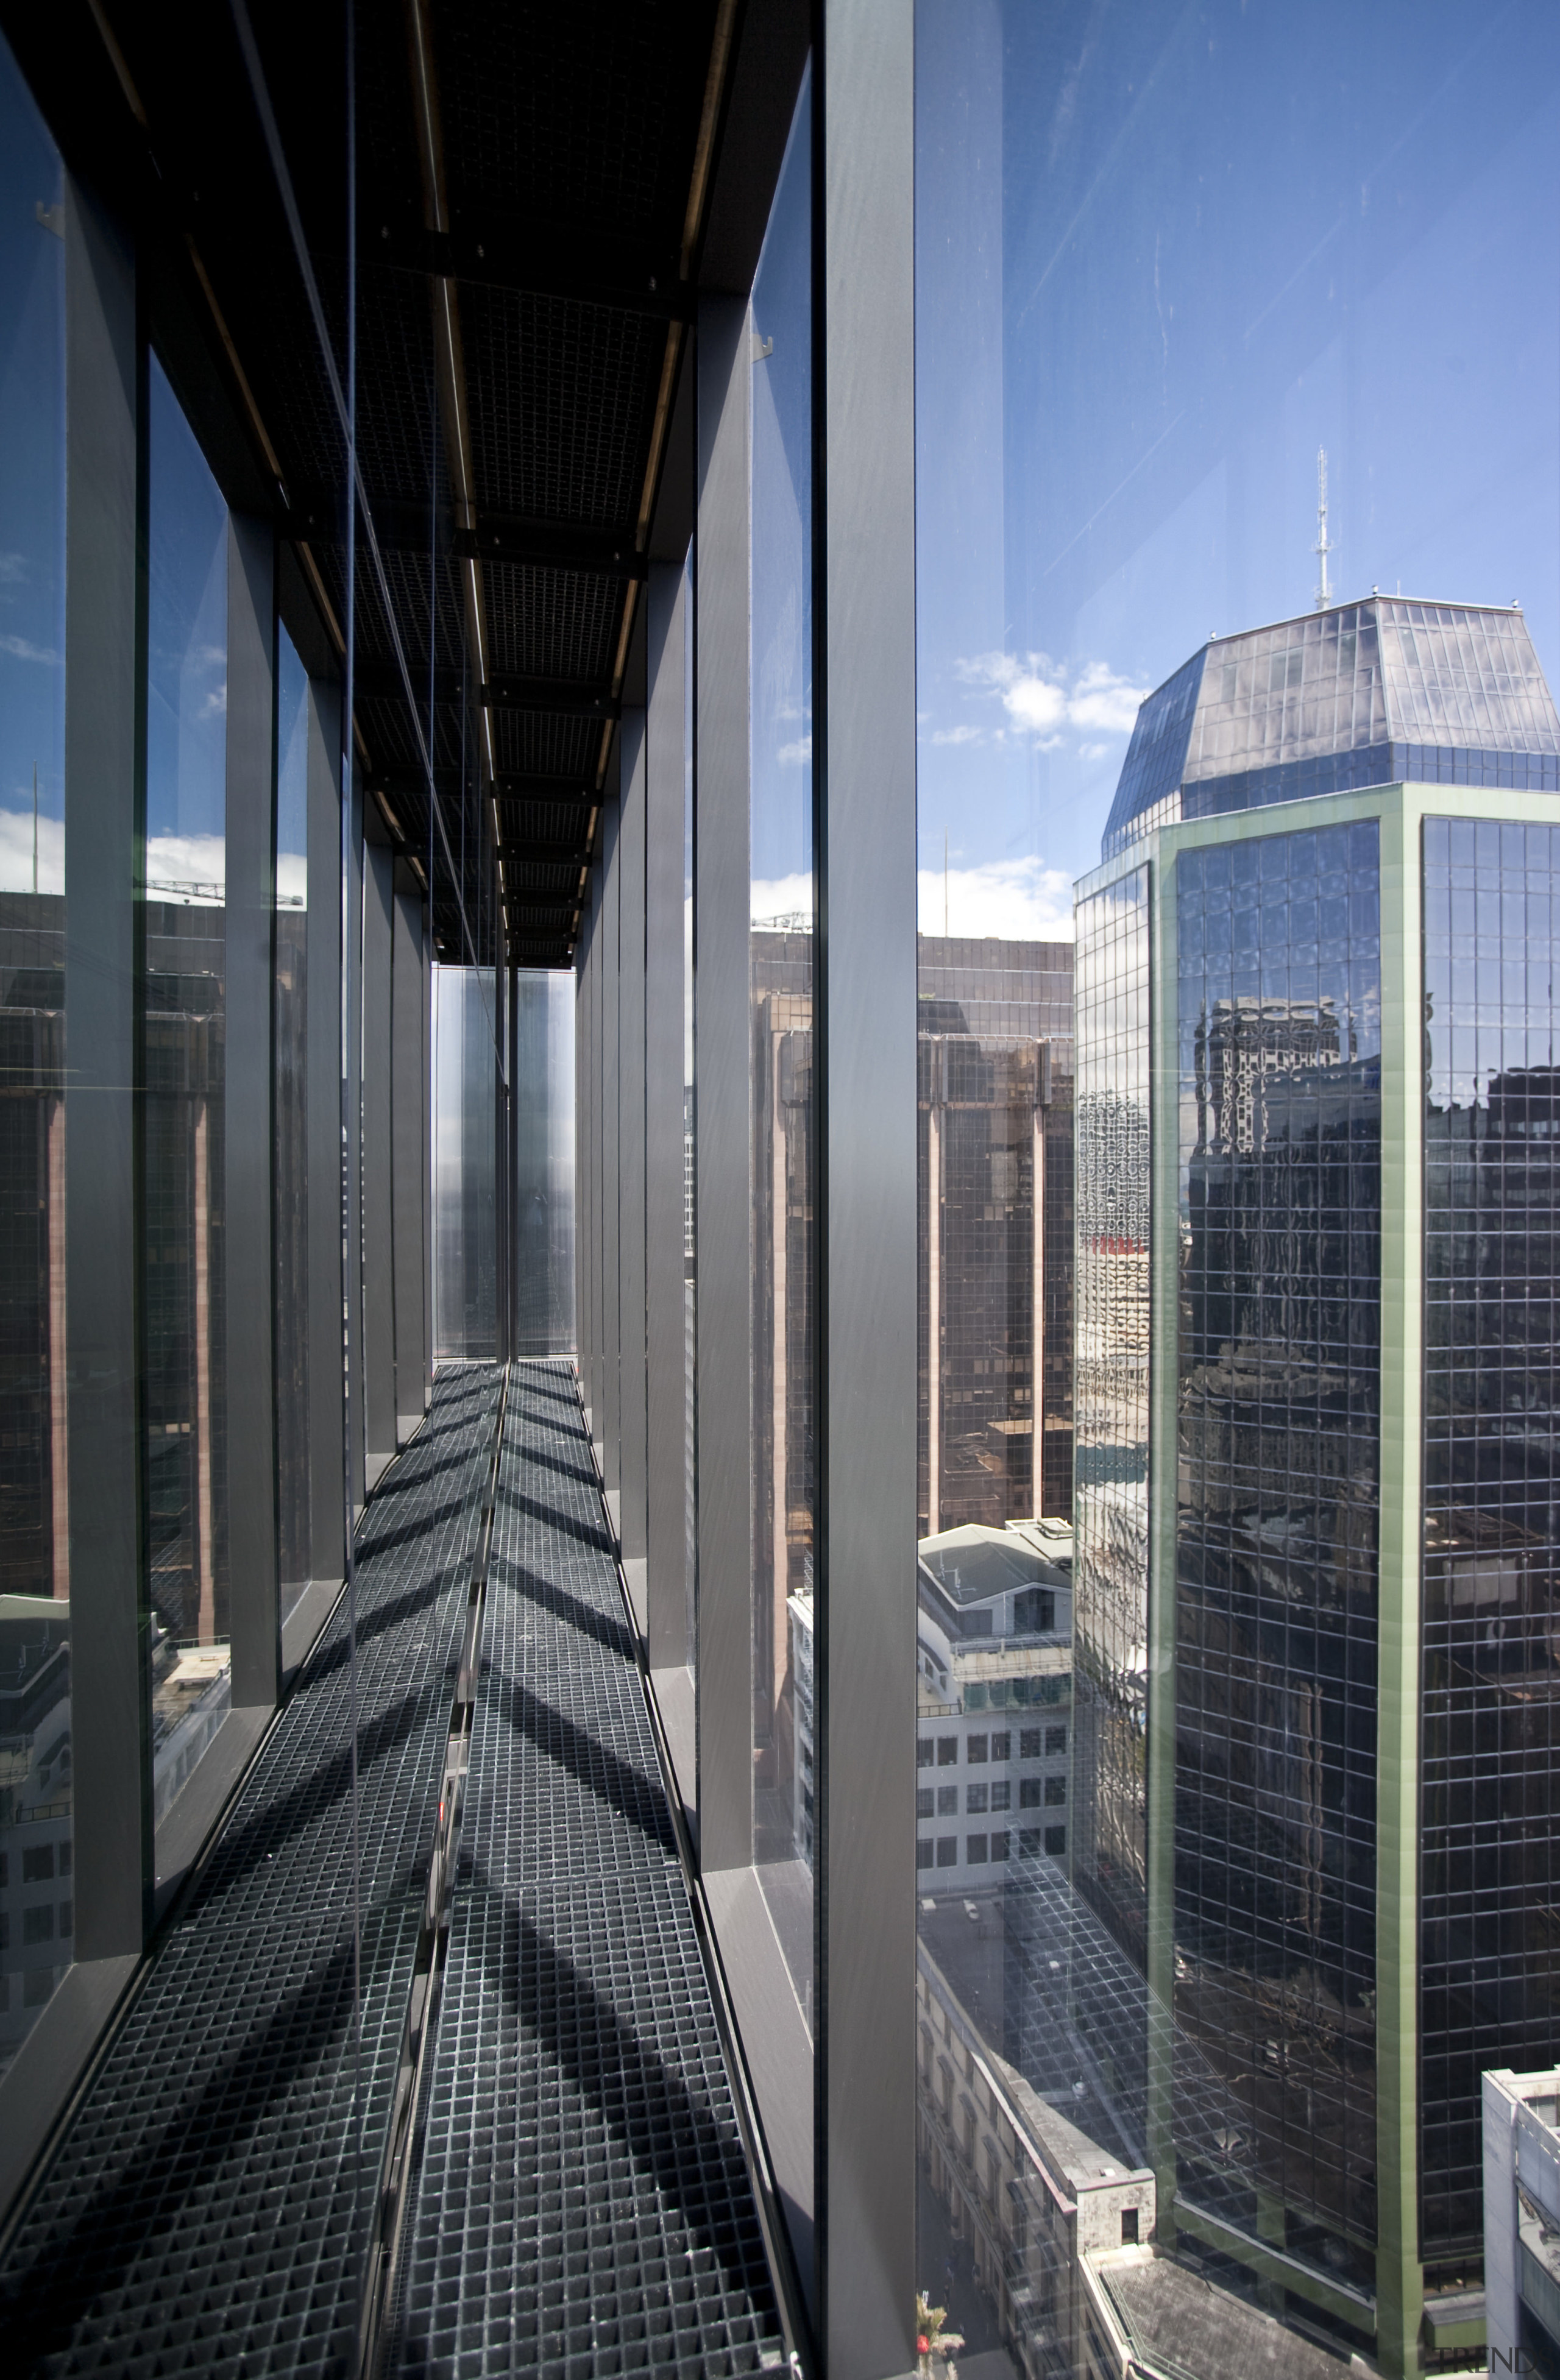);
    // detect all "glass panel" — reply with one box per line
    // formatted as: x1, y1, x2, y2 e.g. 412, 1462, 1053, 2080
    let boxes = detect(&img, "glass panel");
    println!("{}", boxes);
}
432, 965, 496, 1359
0, 25, 69, 2072
145, 355, 231, 1848
274, 627, 310, 1618
512, 968, 575, 1355
913, 2, 1560, 2369
750, 67, 814, 1967
1422, 816, 1560, 2252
